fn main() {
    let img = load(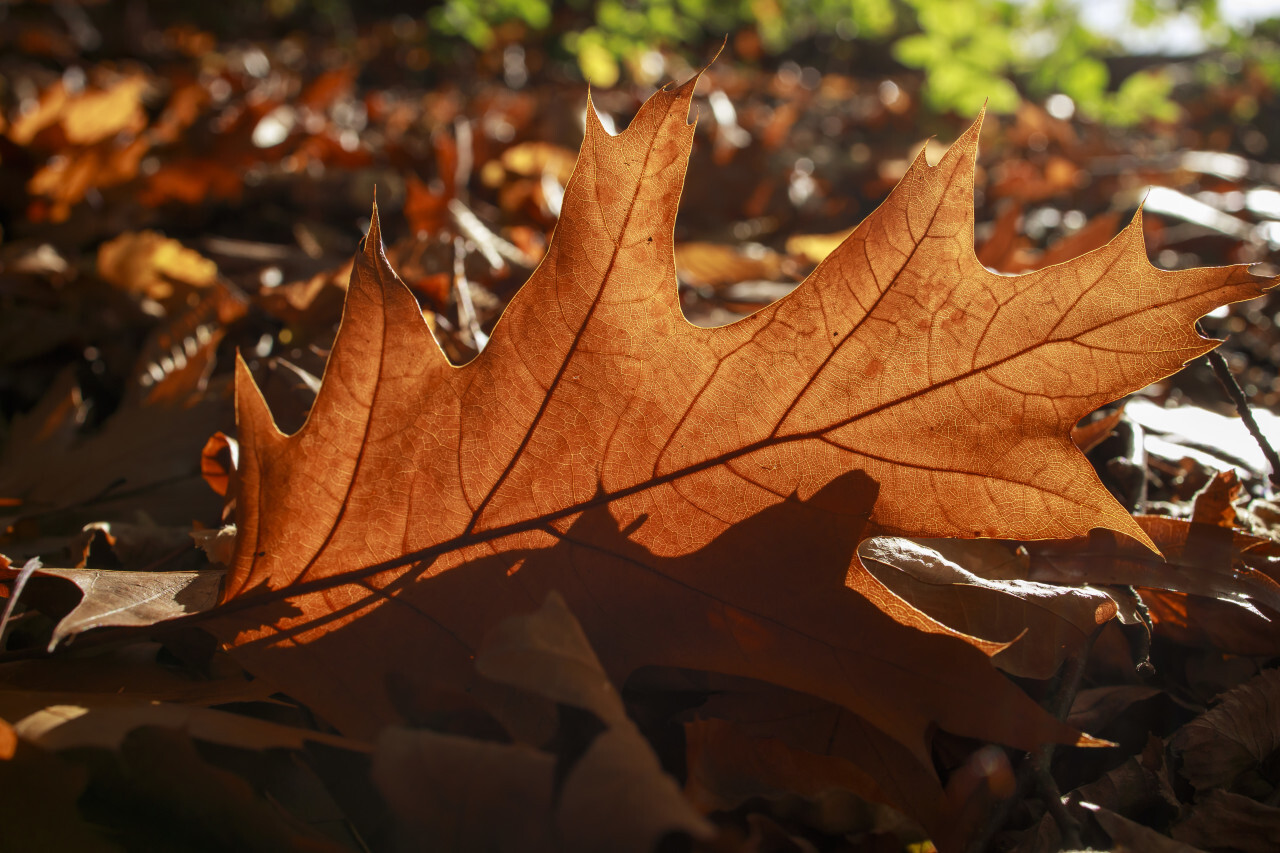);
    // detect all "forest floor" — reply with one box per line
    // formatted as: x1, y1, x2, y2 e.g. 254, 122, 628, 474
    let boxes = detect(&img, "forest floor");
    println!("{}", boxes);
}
3, 4, 1280, 852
